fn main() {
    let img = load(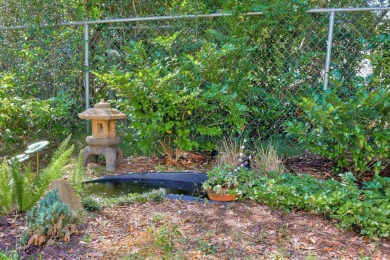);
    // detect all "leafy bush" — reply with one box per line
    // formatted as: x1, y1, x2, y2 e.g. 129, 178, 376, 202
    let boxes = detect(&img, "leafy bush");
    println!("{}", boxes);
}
23, 189, 82, 246
286, 29, 389, 176
246, 172, 389, 238
96, 34, 254, 159
286, 82, 389, 176
0, 74, 51, 154
0, 75, 76, 155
